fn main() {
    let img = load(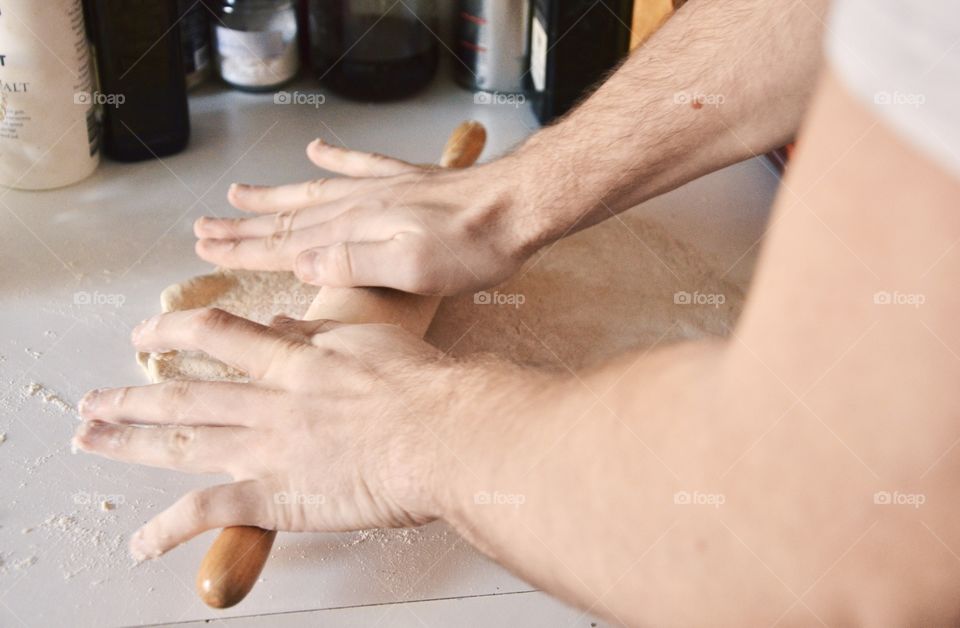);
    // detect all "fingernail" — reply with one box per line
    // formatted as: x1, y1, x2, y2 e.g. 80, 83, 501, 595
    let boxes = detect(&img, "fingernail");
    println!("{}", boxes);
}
78, 388, 105, 417
131, 318, 147, 343
131, 315, 158, 344
129, 529, 158, 562
229, 183, 245, 197
73, 420, 113, 451
71, 422, 92, 451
